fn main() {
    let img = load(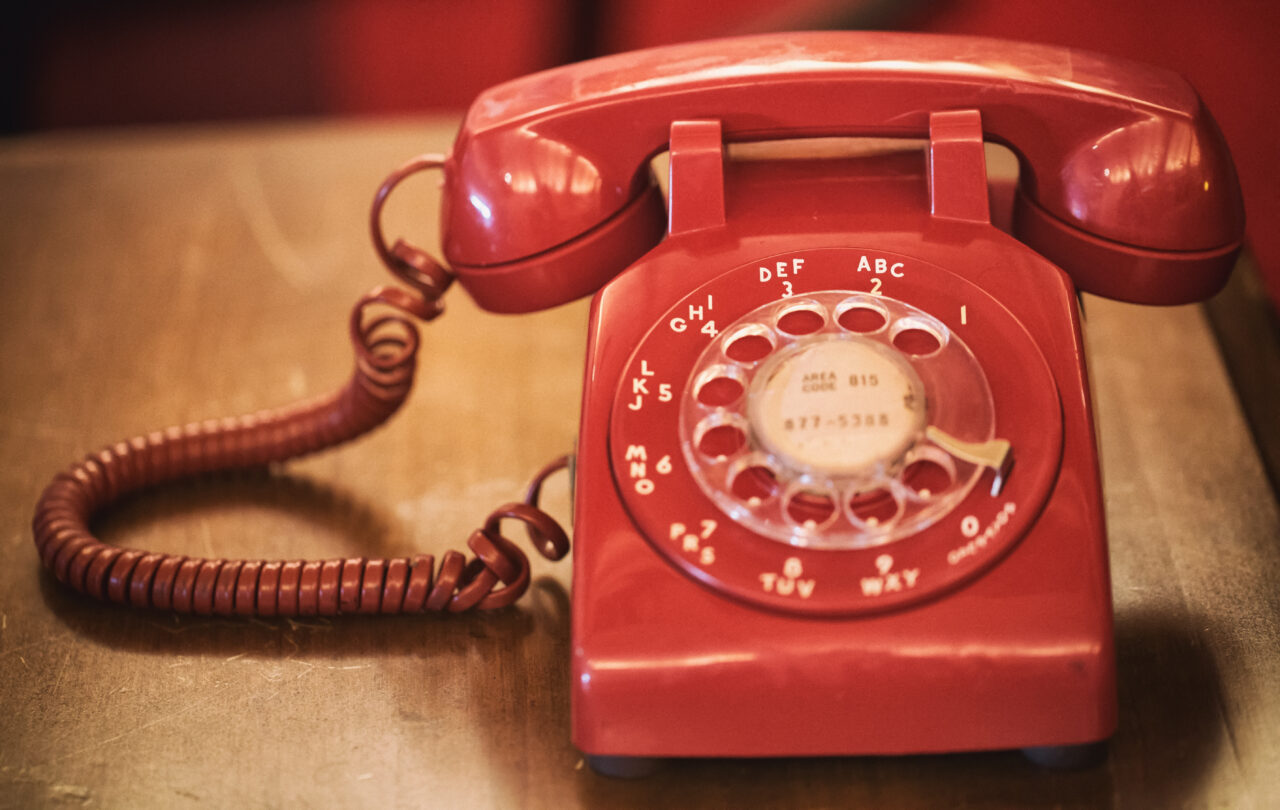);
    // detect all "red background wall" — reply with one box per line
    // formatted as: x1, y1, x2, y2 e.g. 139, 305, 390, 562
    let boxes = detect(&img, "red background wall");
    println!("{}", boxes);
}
9, 0, 1276, 305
